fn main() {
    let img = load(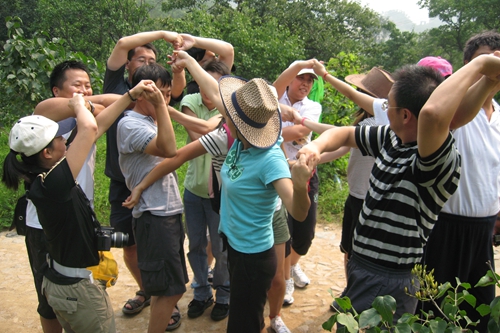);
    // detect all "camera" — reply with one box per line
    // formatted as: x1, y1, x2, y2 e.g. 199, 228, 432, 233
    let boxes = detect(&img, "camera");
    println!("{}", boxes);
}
96, 226, 129, 251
